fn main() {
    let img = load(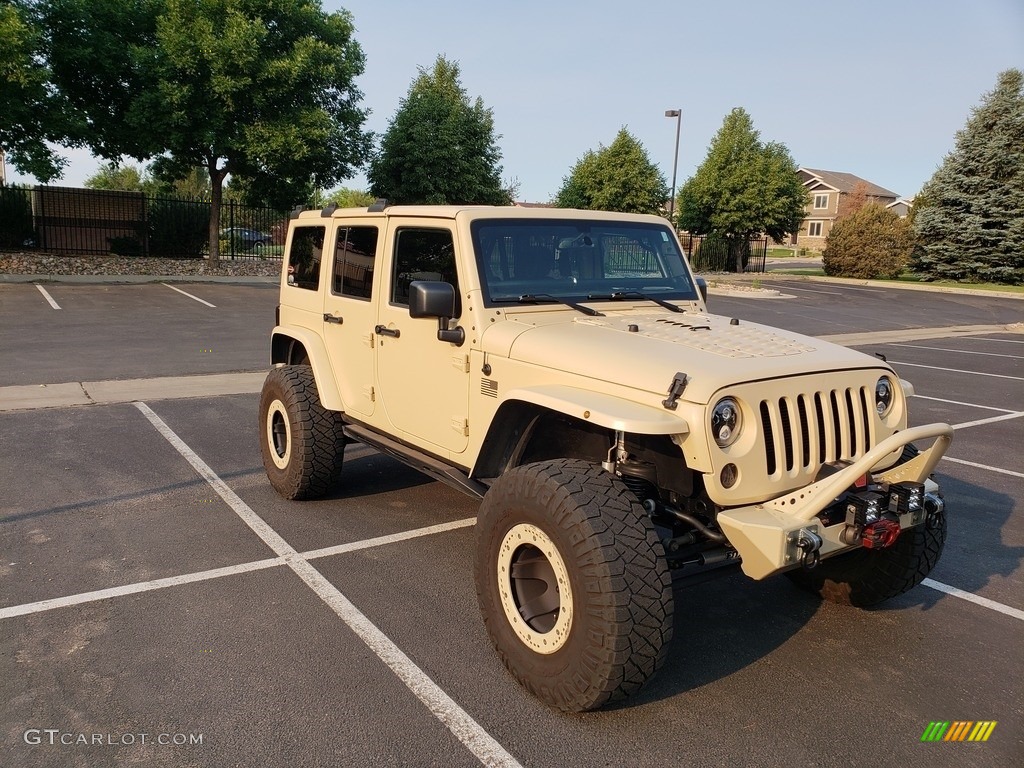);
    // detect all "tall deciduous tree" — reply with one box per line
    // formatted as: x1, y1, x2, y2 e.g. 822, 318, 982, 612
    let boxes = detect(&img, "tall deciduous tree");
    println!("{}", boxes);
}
677, 108, 807, 271
368, 55, 510, 205
0, 1, 70, 181
554, 128, 667, 214
911, 69, 1024, 284
39, 0, 371, 262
